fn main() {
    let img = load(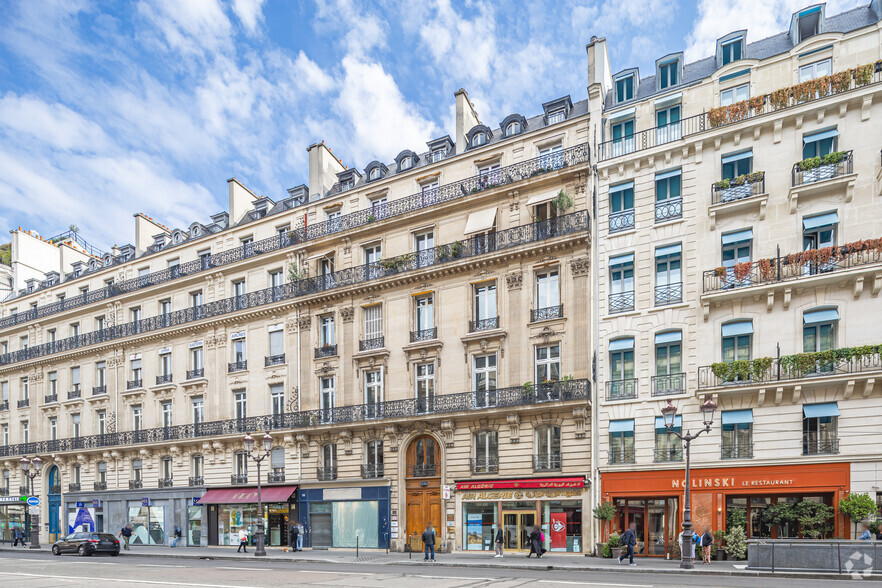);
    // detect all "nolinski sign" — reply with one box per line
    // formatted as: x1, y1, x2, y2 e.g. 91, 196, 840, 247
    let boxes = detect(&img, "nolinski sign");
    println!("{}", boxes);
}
672, 477, 795, 489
